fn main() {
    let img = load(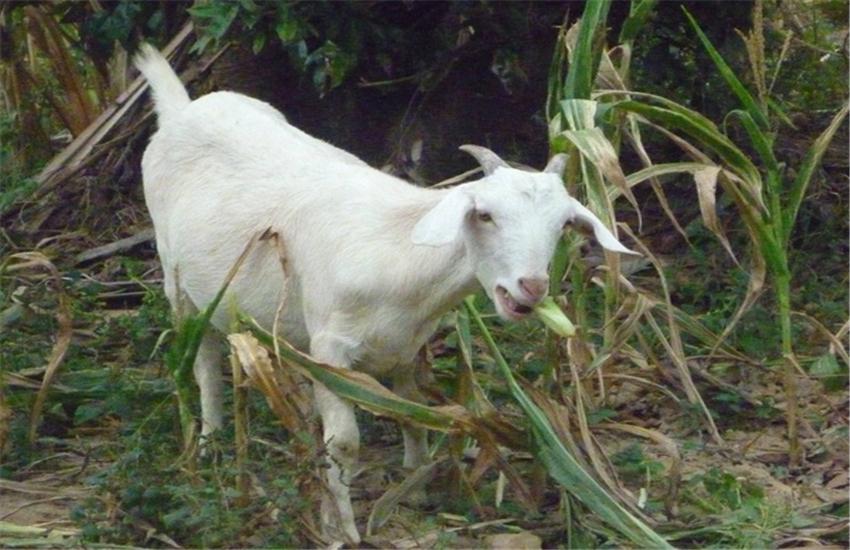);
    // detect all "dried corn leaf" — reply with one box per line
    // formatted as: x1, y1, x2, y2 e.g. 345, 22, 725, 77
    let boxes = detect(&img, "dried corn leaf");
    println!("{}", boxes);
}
623, 124, 690, 242
367, 459, 444, 536
618, 227, 722, 444
598, 422, 682, 515
228, 333, 311, 434
792, 313, 850, 367
694, 165, 738, 264
7, 252, 73, 444
243, 319, 474, 433
561, 126, 641, 220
